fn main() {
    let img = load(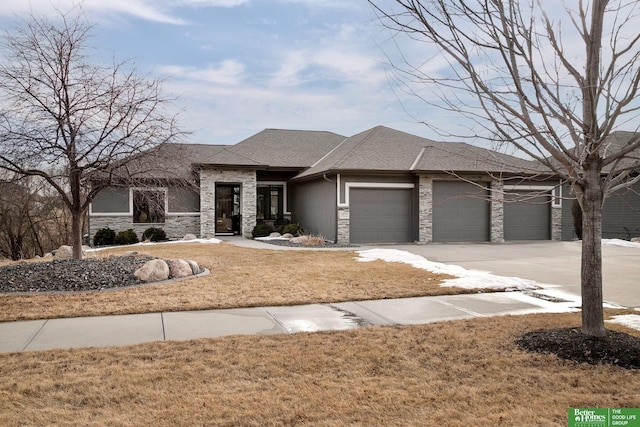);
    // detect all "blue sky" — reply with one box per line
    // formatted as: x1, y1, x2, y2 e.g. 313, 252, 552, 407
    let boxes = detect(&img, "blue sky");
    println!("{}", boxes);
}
0, 0, 446, 145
